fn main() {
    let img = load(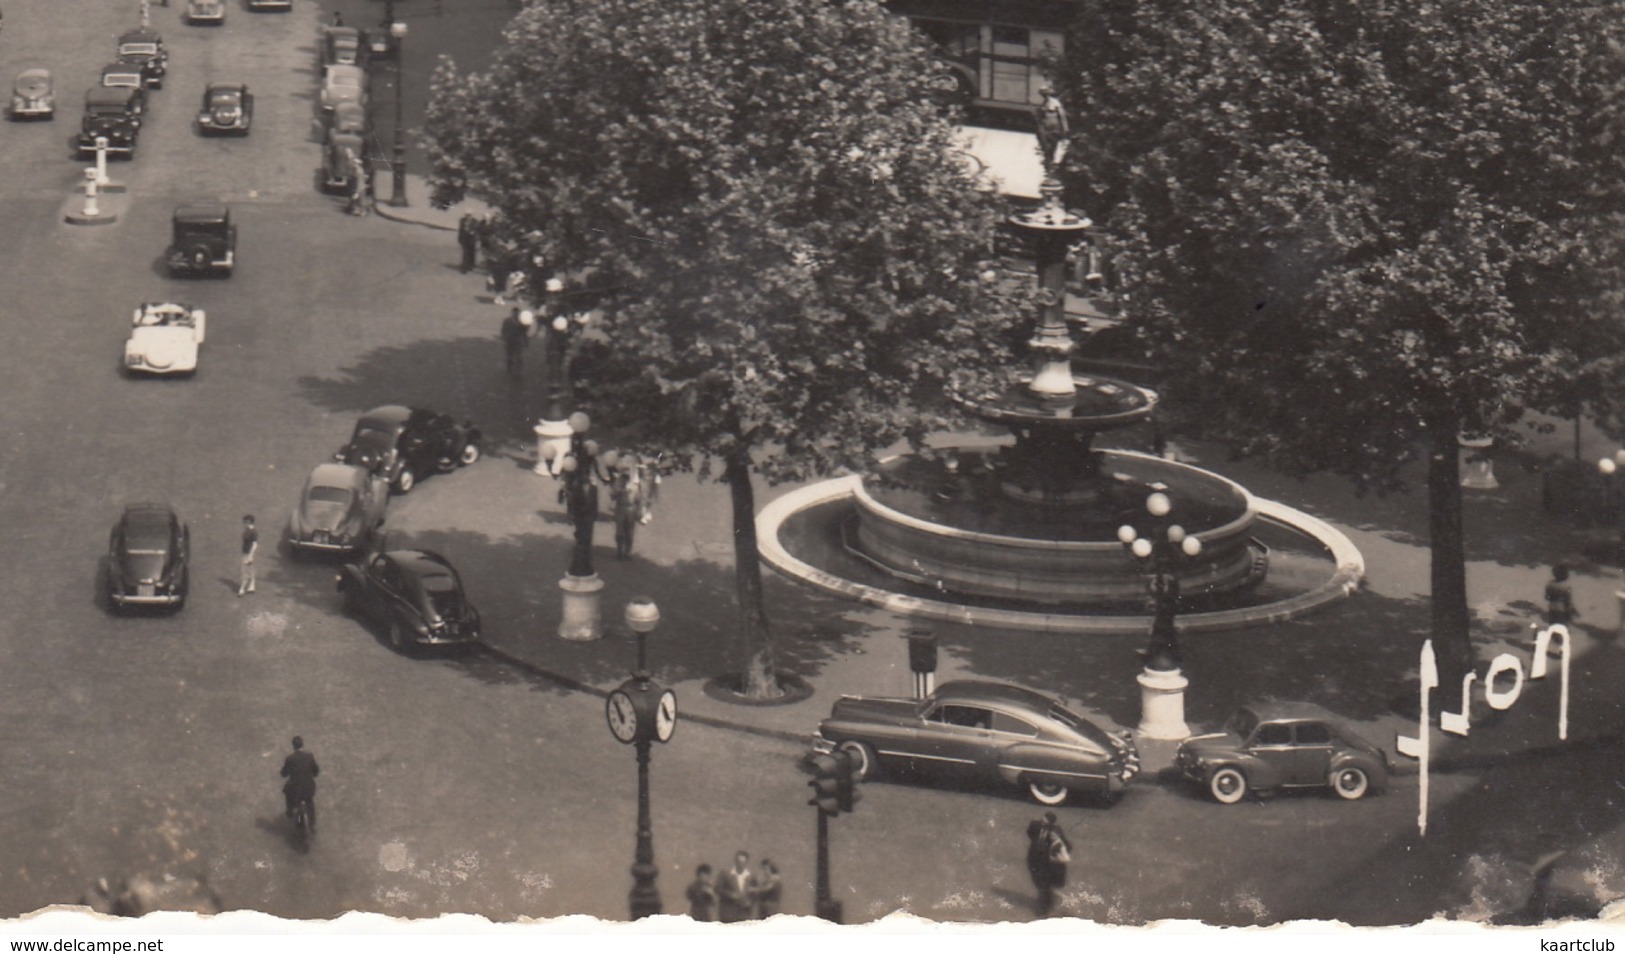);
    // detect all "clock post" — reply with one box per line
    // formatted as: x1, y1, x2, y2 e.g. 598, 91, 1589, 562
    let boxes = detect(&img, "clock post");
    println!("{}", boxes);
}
605, 598, 677, 920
